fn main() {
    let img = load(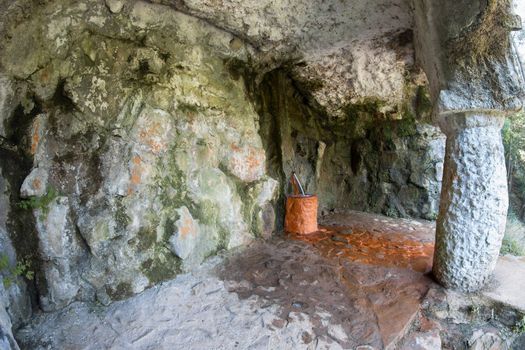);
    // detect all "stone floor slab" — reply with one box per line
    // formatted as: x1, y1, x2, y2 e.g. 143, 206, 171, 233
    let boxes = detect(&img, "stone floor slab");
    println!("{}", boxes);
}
483, 255, 525, 312
18, 211, 525, 349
